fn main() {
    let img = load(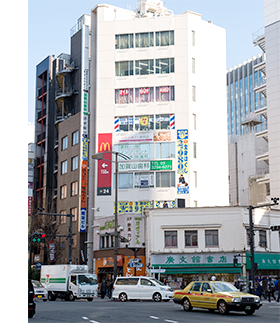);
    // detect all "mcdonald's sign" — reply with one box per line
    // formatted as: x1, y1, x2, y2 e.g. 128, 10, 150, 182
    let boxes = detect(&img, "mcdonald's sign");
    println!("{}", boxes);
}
97, 133, 112, 196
